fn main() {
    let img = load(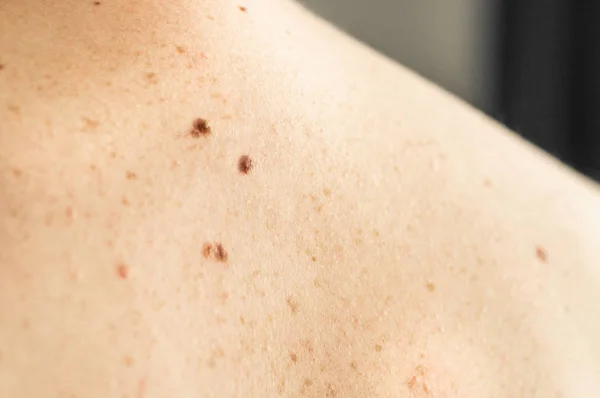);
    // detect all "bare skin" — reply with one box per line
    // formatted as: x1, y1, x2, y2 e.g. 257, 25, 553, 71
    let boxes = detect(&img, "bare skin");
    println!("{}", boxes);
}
1, 0, 600, 397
